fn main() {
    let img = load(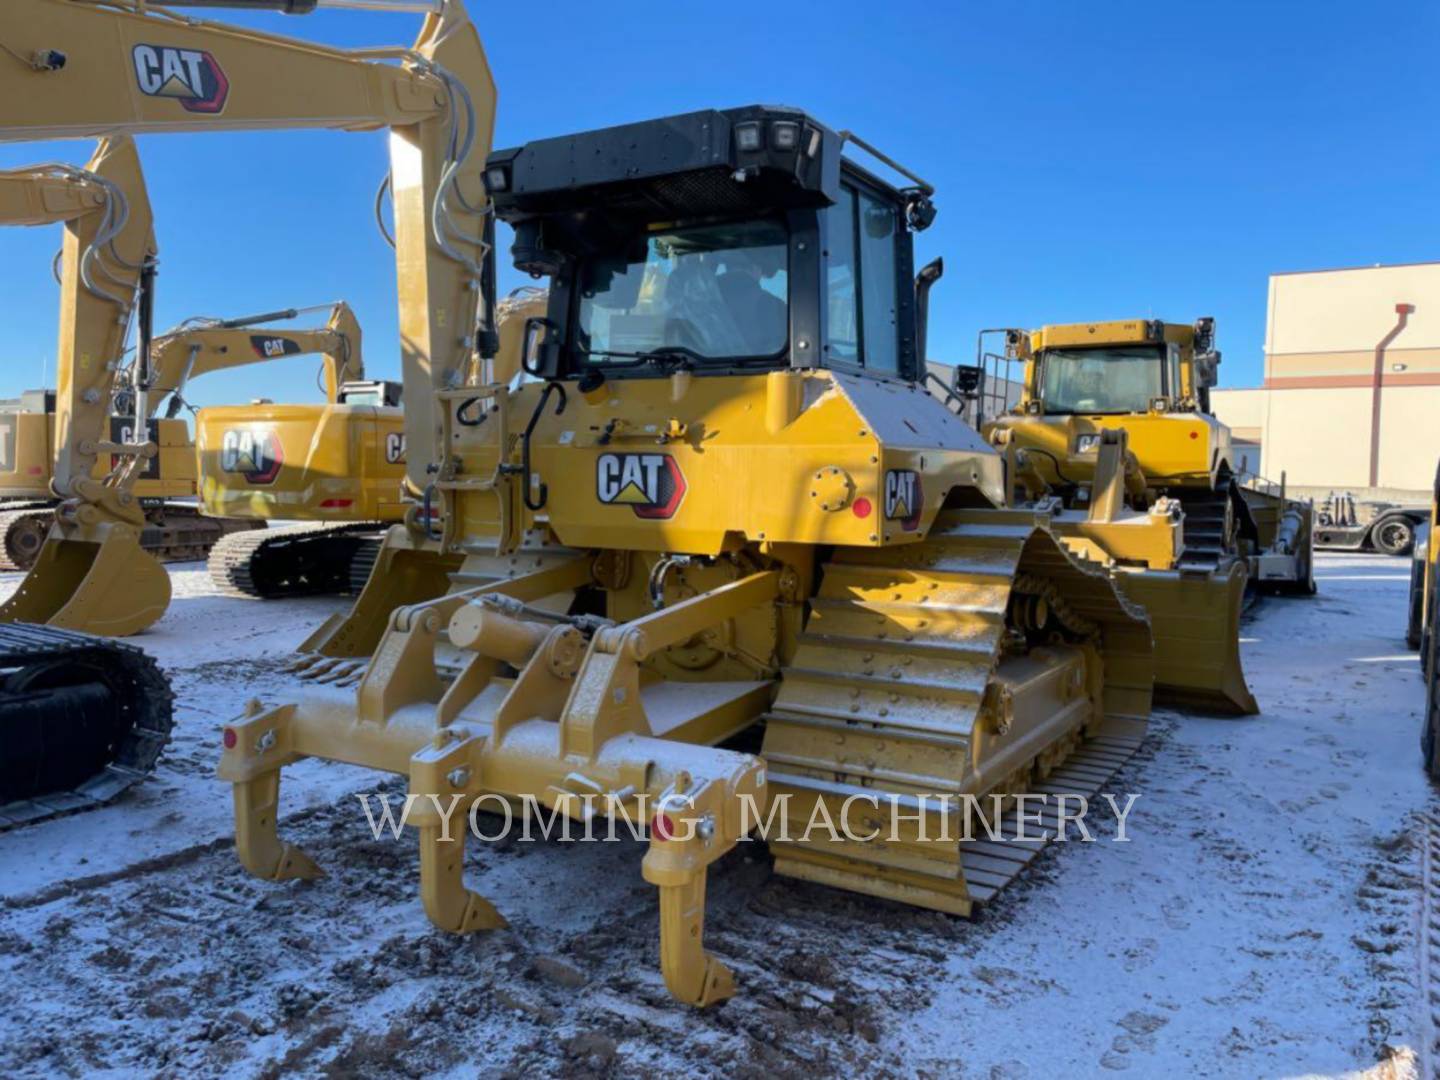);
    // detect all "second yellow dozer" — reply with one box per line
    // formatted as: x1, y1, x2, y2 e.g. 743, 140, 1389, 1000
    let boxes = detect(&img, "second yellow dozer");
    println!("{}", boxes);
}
220, 106, 1154, 1006
979, 317, 1316, 714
